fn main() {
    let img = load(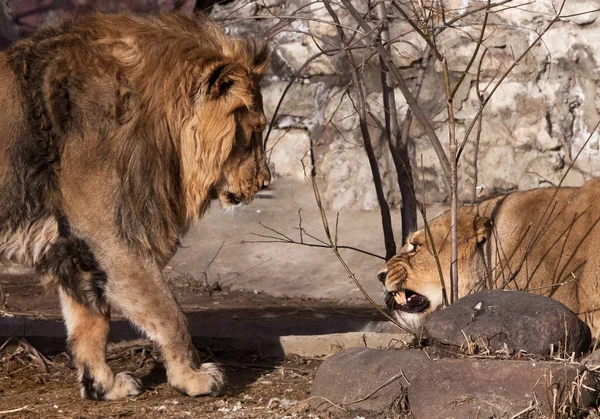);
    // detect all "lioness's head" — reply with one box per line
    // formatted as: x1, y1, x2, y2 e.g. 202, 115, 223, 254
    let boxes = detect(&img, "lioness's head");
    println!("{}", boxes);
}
377, 208, 492, 332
